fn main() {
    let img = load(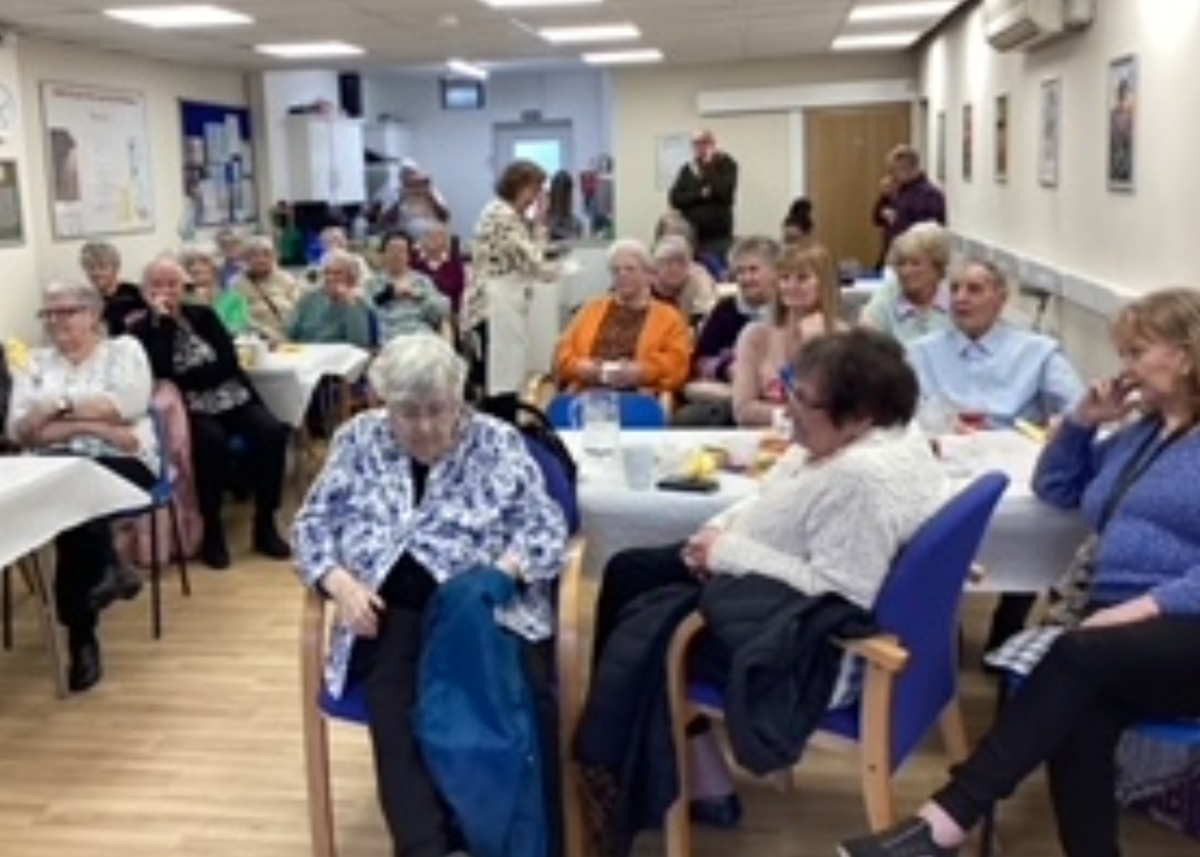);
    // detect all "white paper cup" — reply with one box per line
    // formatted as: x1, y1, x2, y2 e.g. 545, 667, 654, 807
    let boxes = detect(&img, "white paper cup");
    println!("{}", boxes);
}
622, 443, 657, 491
726, 434, 760, 470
